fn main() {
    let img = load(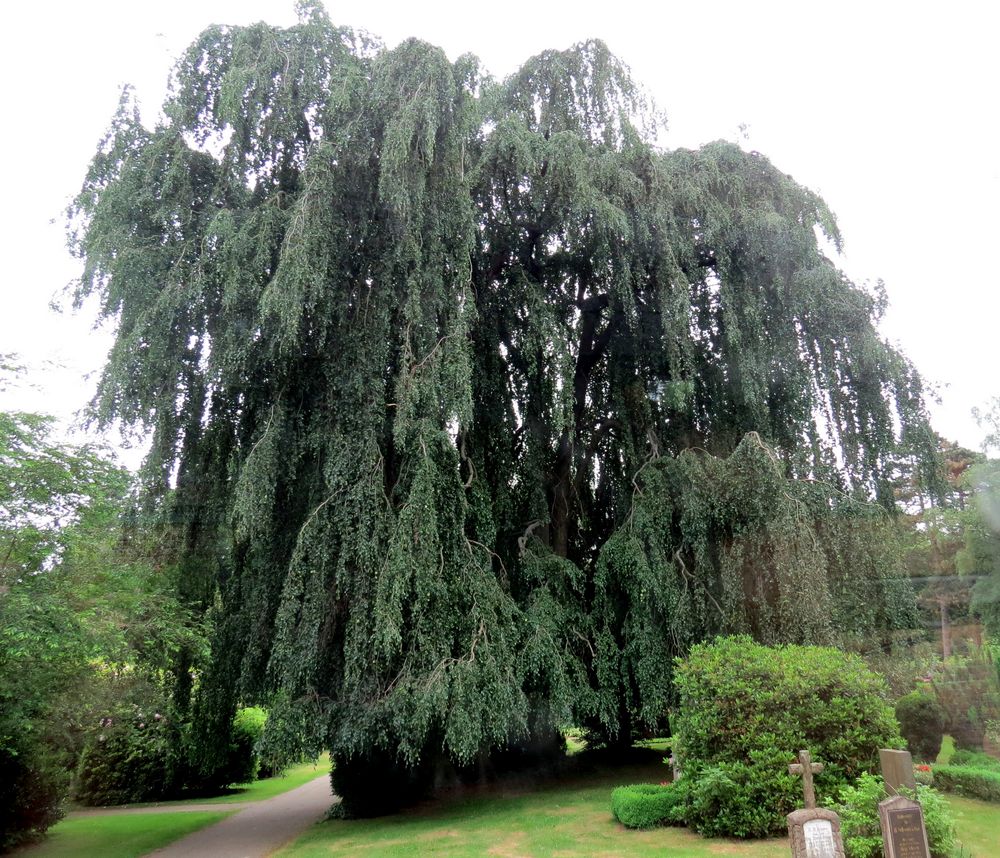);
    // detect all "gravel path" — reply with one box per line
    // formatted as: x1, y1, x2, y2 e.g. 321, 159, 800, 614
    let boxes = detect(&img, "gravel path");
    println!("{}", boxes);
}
143, 774, 335, 858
